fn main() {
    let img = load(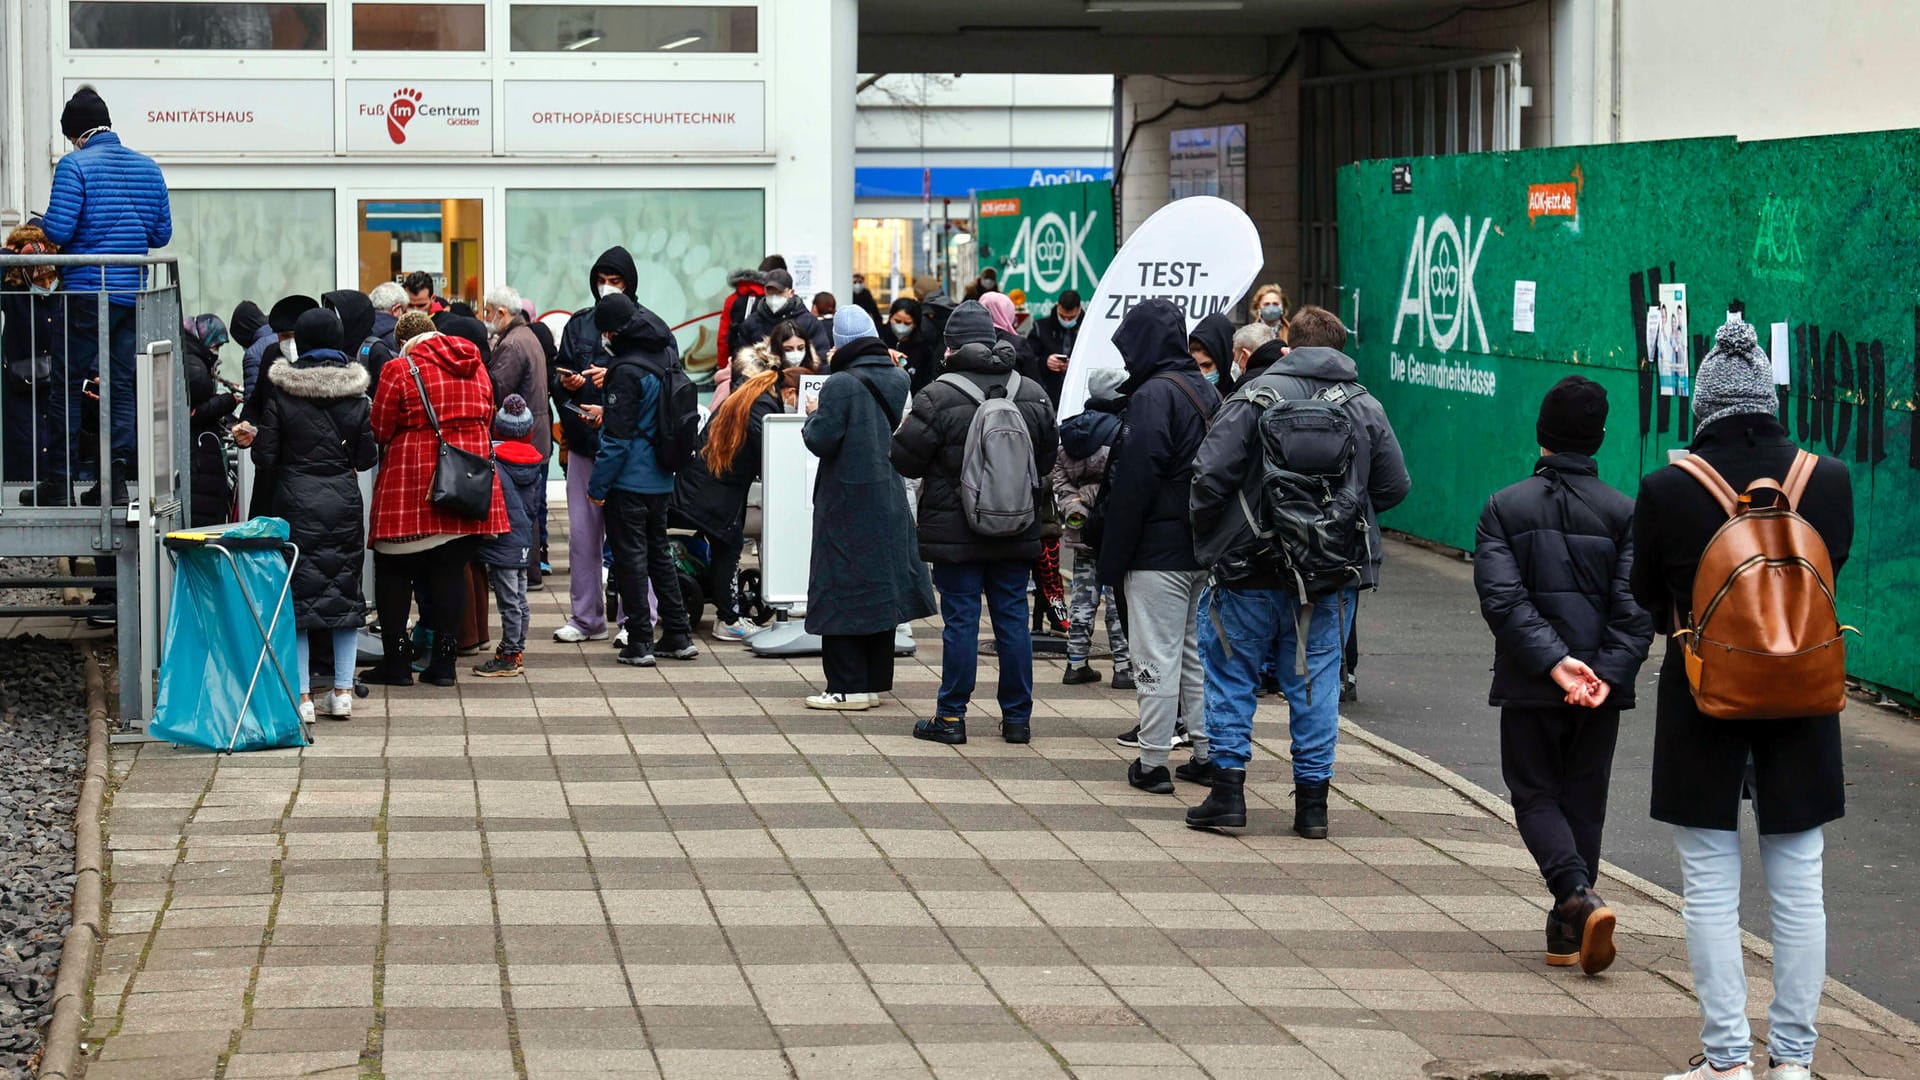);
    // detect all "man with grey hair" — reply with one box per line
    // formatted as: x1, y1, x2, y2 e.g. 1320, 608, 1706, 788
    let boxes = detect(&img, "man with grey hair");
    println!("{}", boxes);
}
1229, 322, 1275, 385
485, 284, 552, 587
368, 281, 406, 353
